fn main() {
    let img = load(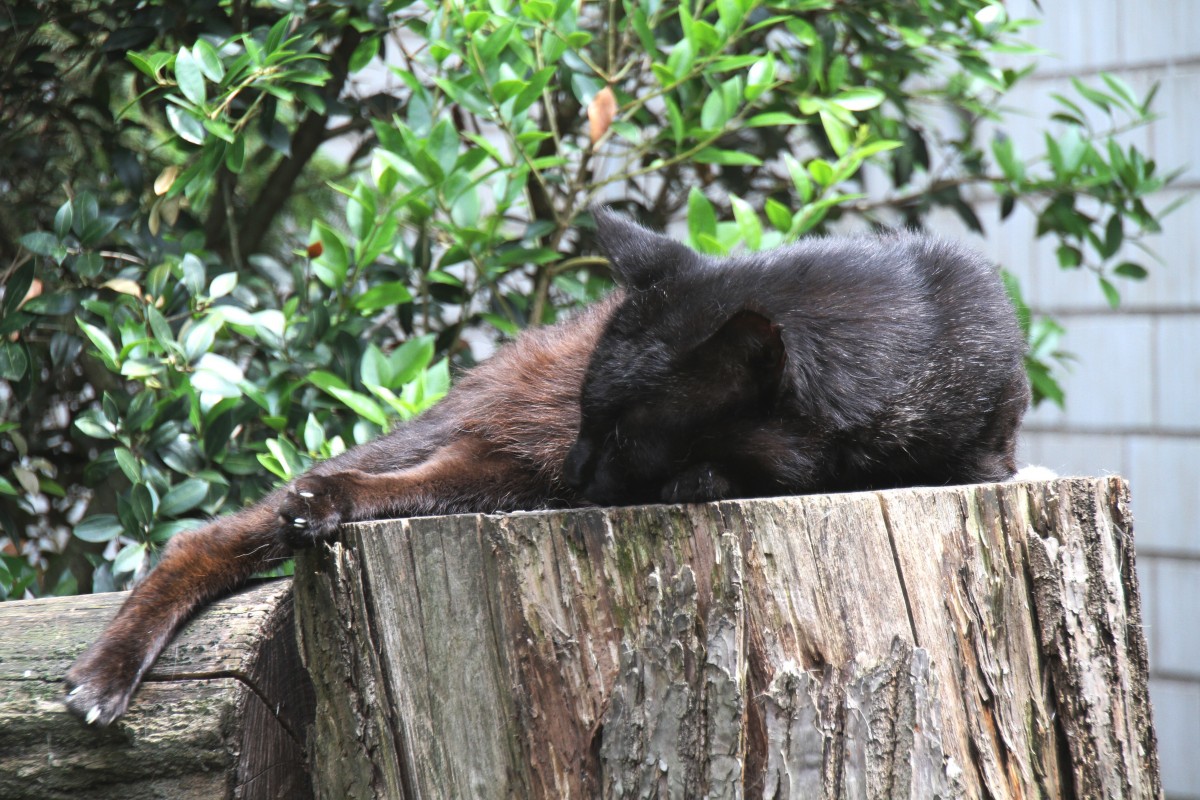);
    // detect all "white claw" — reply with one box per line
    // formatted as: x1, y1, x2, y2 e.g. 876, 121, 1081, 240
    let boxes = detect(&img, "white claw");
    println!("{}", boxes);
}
294, 517, 306, 524
68, 686, 82, 697
298, 491, 315, 498
293, 521, 306, 529
85, 706, 102, 725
